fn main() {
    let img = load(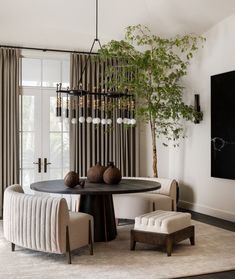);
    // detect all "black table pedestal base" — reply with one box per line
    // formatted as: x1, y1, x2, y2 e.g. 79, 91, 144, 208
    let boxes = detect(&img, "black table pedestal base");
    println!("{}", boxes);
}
79, 194, 117, 242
